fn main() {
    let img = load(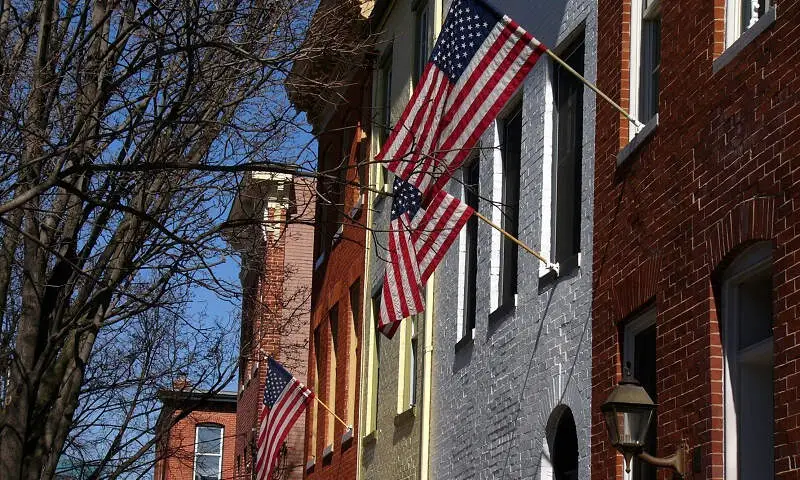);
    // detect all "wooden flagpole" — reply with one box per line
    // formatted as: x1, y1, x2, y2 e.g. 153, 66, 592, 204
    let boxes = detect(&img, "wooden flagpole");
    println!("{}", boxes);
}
543, 48, 644, 131
473, 211, 559, 275
315, 397, 351, 429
